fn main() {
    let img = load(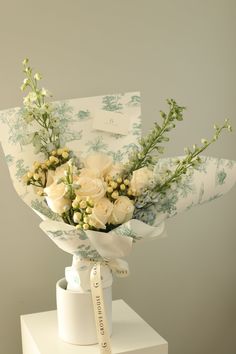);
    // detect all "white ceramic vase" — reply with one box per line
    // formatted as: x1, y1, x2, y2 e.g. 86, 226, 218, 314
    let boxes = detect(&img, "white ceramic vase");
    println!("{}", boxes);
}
56, 278, 112, 345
